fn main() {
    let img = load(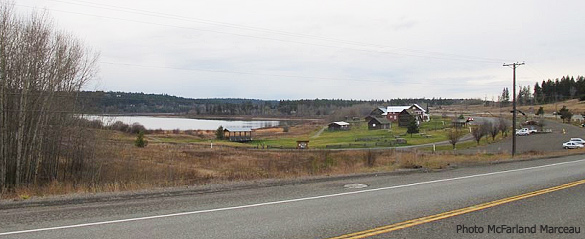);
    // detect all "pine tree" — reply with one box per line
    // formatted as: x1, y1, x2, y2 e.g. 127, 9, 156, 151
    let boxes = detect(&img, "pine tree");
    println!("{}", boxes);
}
501, 88, 510, 107
407, 119, 419, 137
135, 131, 148, 147
215, 126, 225, 140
